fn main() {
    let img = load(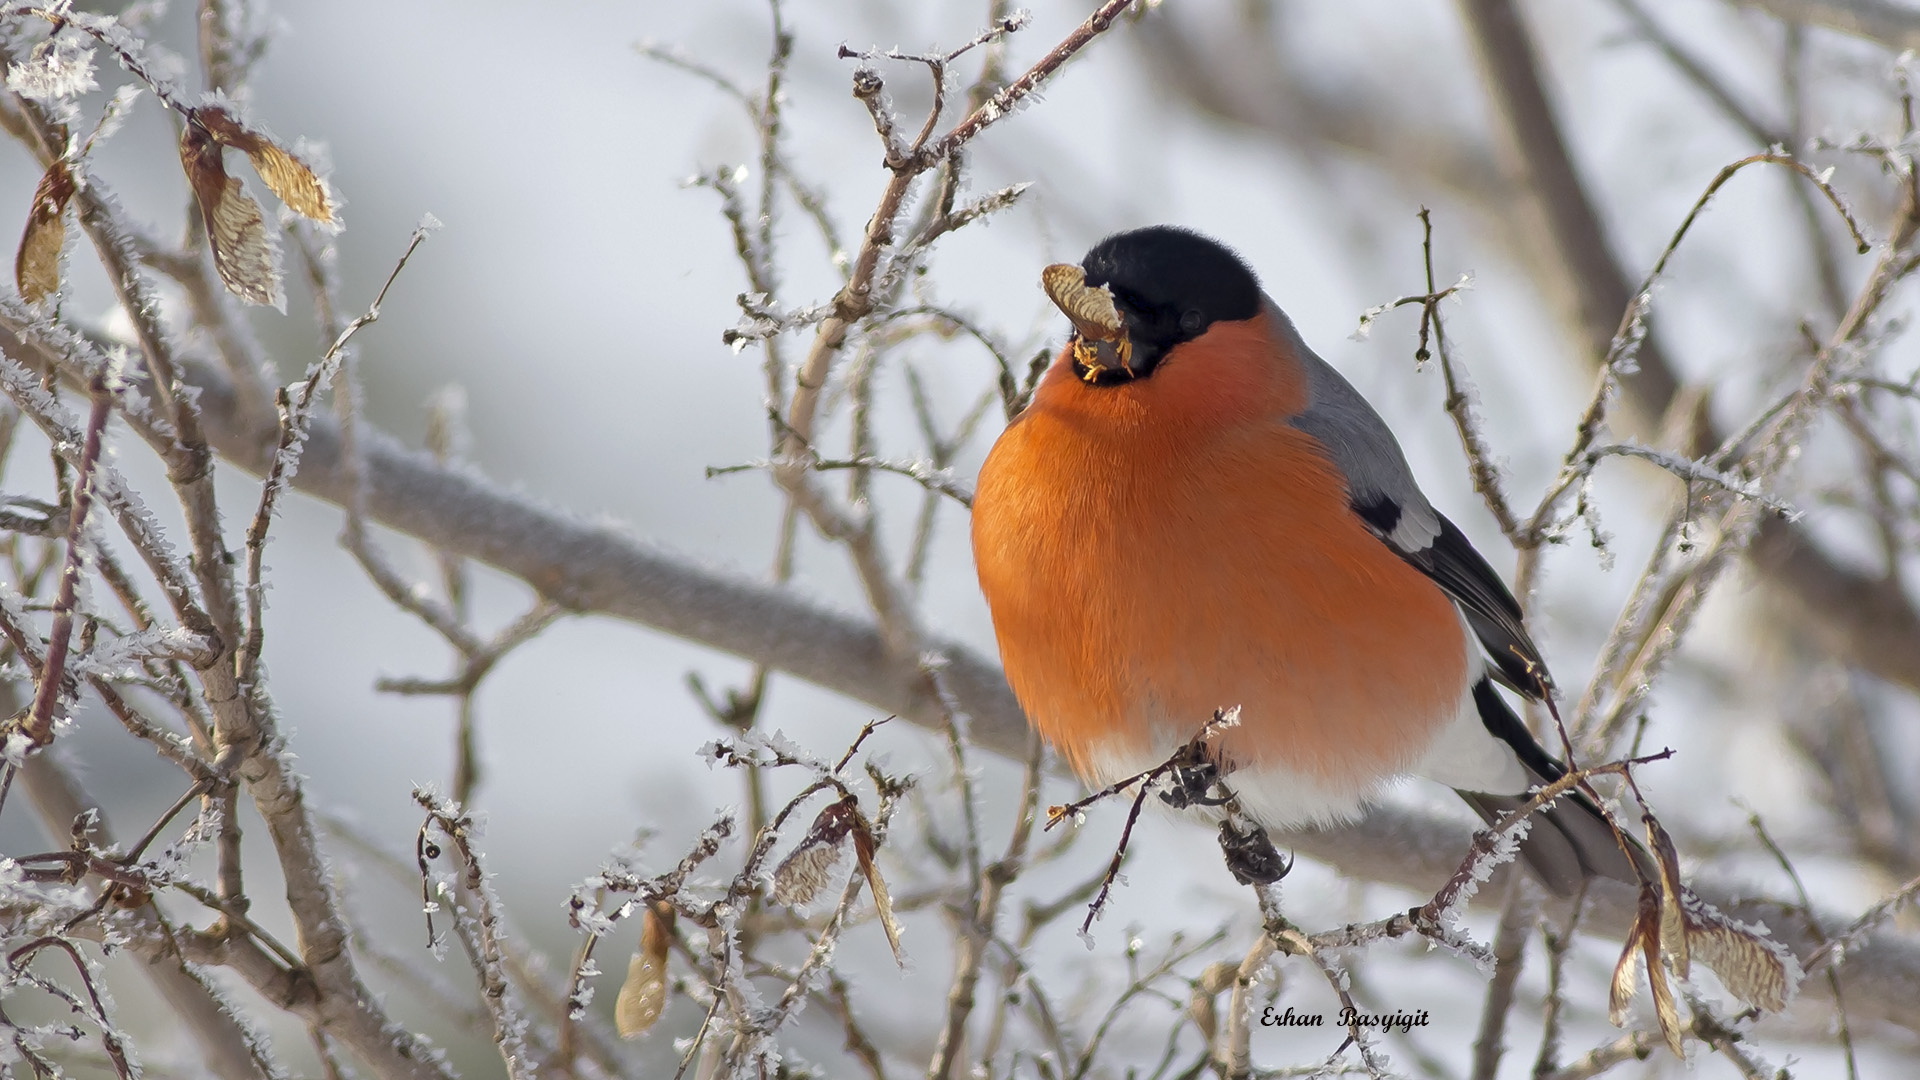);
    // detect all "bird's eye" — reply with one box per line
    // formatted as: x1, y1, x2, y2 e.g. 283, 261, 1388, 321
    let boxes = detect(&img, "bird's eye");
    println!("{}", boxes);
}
1179, 309, 1205, 335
